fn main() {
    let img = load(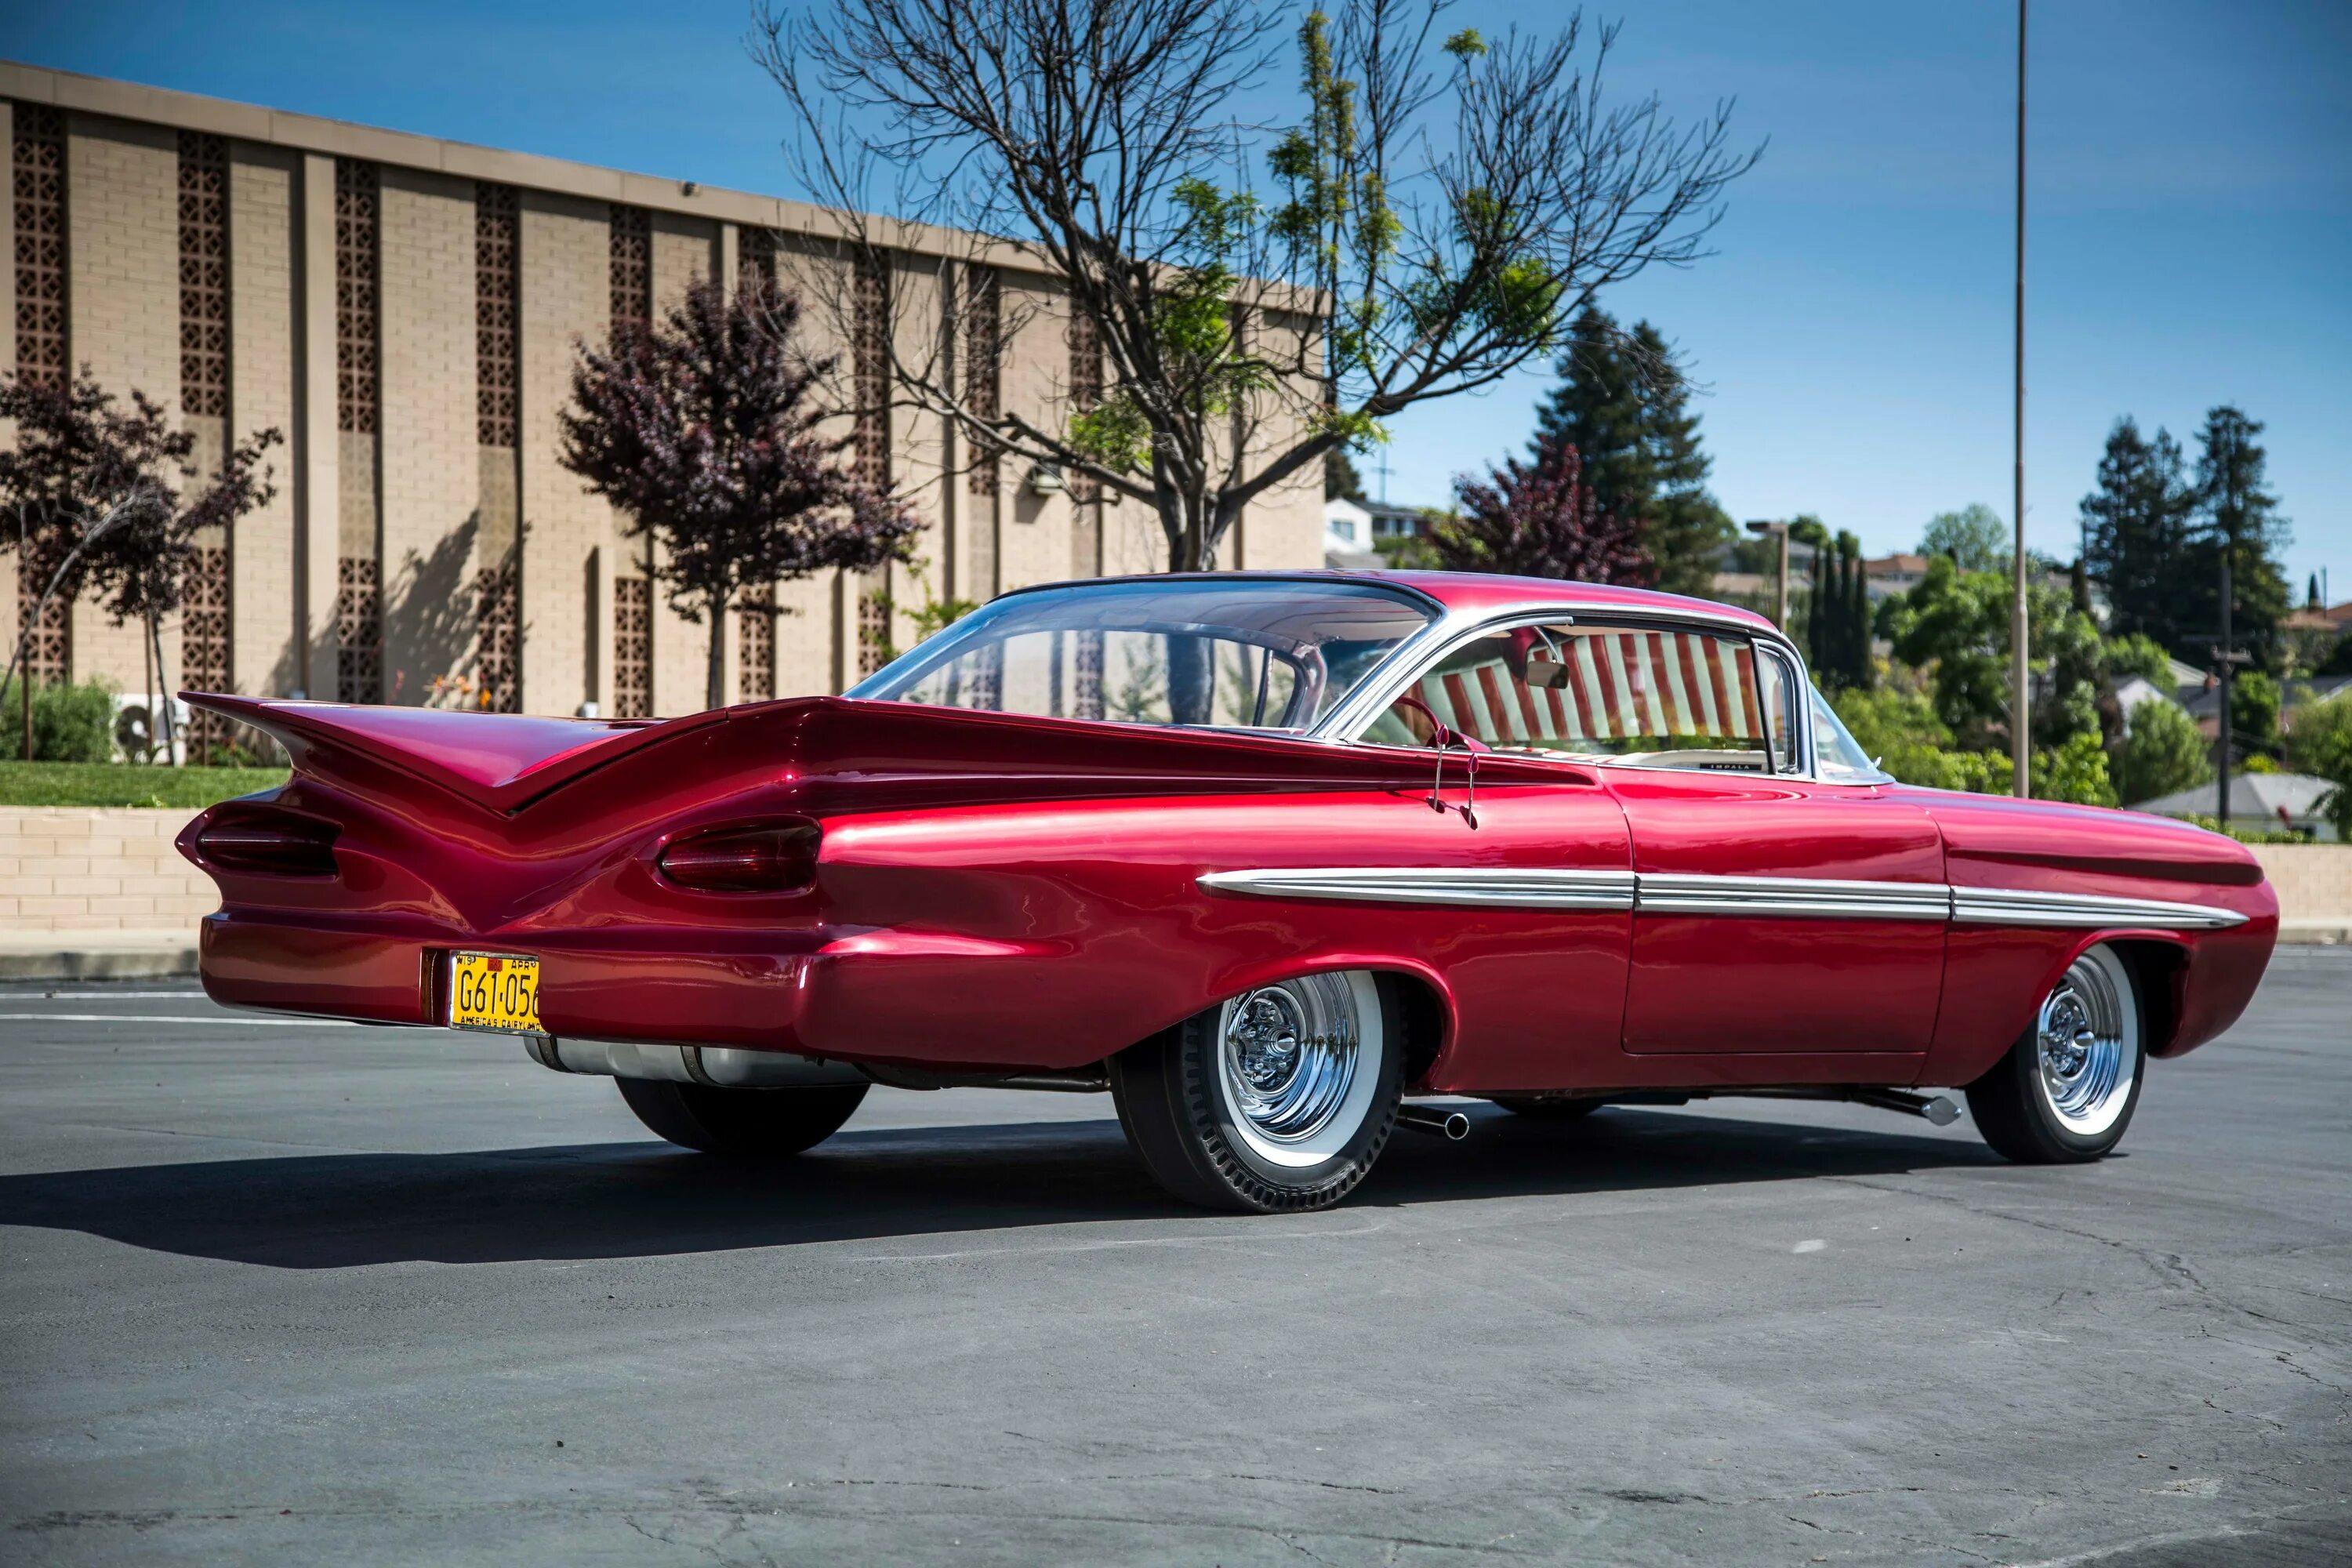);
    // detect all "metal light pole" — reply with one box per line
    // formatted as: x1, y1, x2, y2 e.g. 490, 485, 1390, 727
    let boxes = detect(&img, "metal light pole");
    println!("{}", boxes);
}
1747, 519, 1790, 629
2010, 0, 2031, 798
